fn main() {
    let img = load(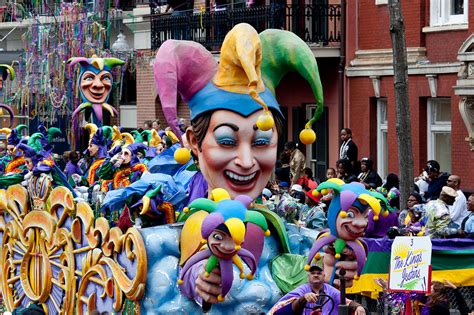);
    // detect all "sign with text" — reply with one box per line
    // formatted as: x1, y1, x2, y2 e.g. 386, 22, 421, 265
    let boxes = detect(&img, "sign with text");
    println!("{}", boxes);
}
389, 236, 432, 293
